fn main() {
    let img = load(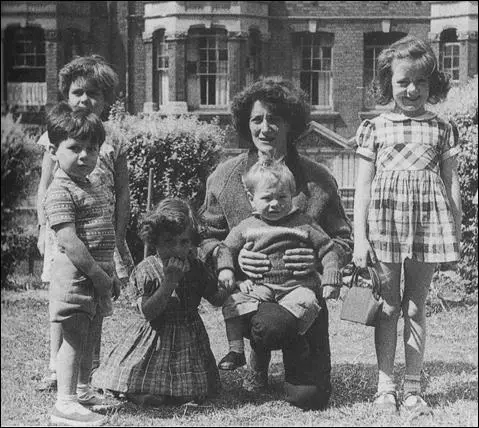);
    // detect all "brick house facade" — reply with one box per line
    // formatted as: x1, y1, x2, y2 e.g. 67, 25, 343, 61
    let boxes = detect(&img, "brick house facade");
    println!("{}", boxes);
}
3, 1, 477, 134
